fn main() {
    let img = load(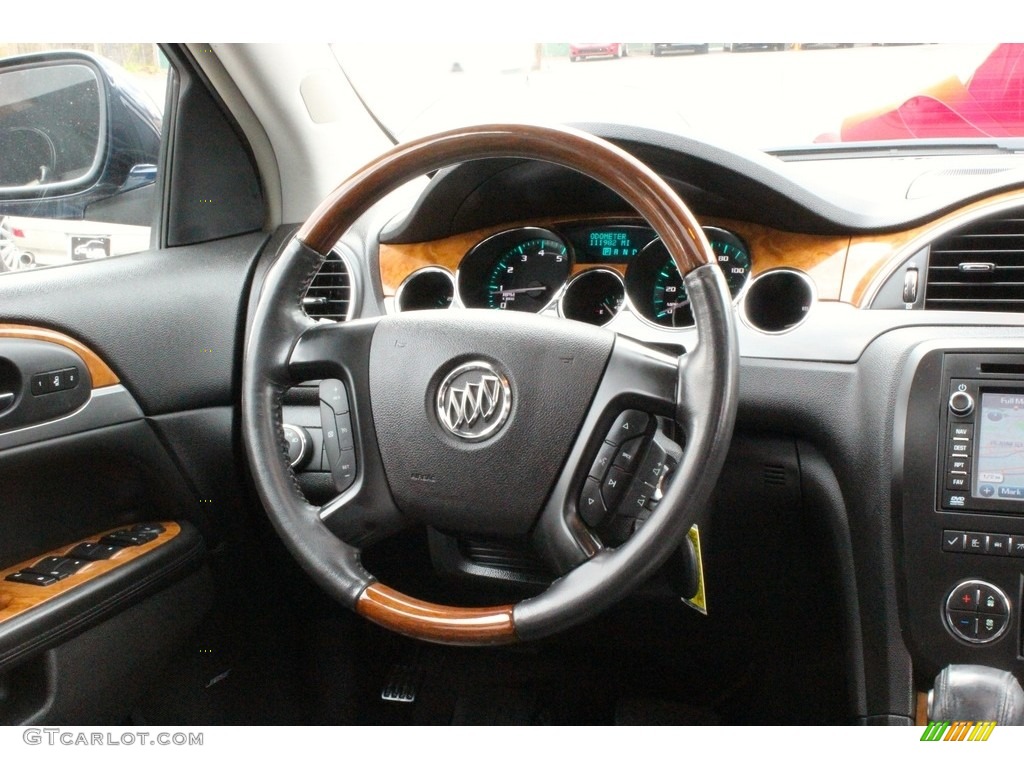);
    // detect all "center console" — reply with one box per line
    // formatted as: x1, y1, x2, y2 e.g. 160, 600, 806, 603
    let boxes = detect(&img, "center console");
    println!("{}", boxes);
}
901, 346, 1024, 678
